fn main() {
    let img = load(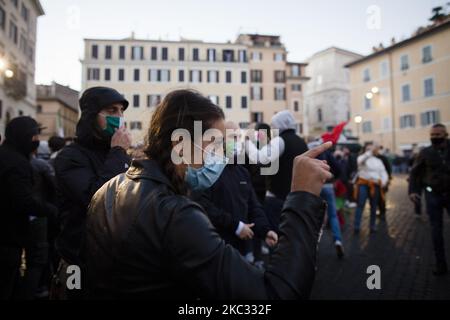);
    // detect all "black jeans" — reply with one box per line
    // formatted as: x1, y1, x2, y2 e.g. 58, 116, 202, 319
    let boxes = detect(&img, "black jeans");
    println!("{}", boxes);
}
424, 191, 450, 266
0, 246, 22, 300
24, 217, 49, 299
